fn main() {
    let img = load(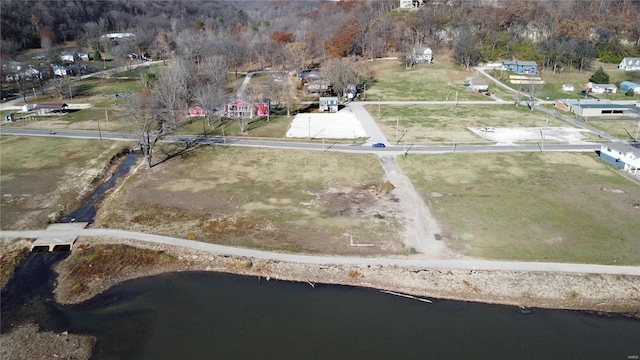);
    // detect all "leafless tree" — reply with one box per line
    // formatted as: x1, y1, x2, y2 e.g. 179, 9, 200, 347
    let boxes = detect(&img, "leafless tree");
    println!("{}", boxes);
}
152, 59, 194, 127
127, 92, 172, 168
